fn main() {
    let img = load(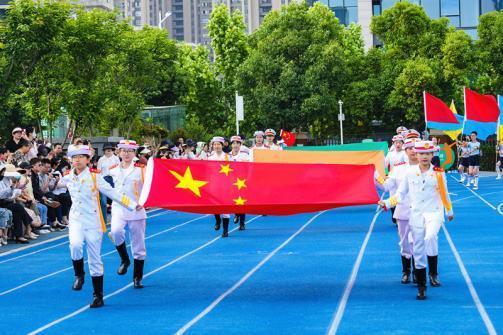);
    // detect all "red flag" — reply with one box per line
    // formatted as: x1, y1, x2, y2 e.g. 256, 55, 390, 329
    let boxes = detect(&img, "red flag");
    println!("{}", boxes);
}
140, 159, 378, 215
465, 88, 499, 122
280, 129, 296, 147
424, 92, 459, 123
